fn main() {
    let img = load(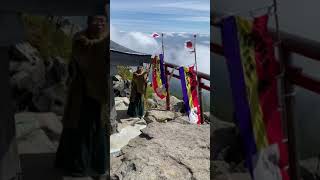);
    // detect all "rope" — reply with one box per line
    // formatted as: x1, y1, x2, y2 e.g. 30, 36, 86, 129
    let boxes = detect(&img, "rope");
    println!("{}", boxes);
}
215, 3, 274, 23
